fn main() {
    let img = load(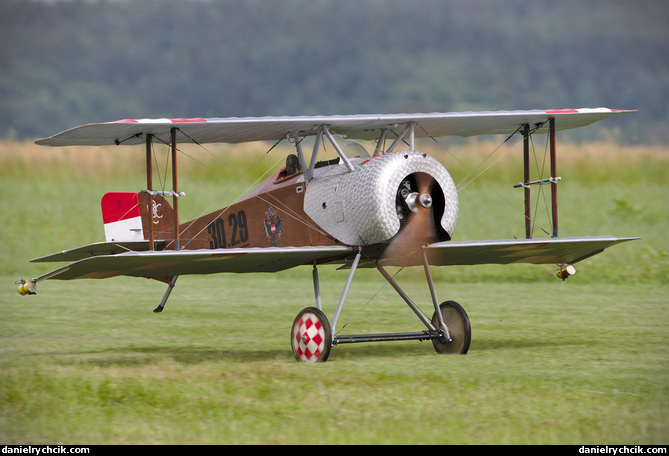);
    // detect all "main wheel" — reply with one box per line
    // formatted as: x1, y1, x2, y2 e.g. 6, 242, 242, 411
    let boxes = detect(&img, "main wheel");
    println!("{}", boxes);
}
291, 307, 332, 362
431, 300, 471, 354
